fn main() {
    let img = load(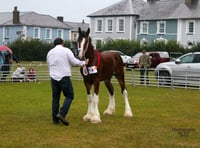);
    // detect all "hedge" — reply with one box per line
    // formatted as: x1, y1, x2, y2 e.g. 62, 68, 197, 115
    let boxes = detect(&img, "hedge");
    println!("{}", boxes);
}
8, 39, 199, 61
